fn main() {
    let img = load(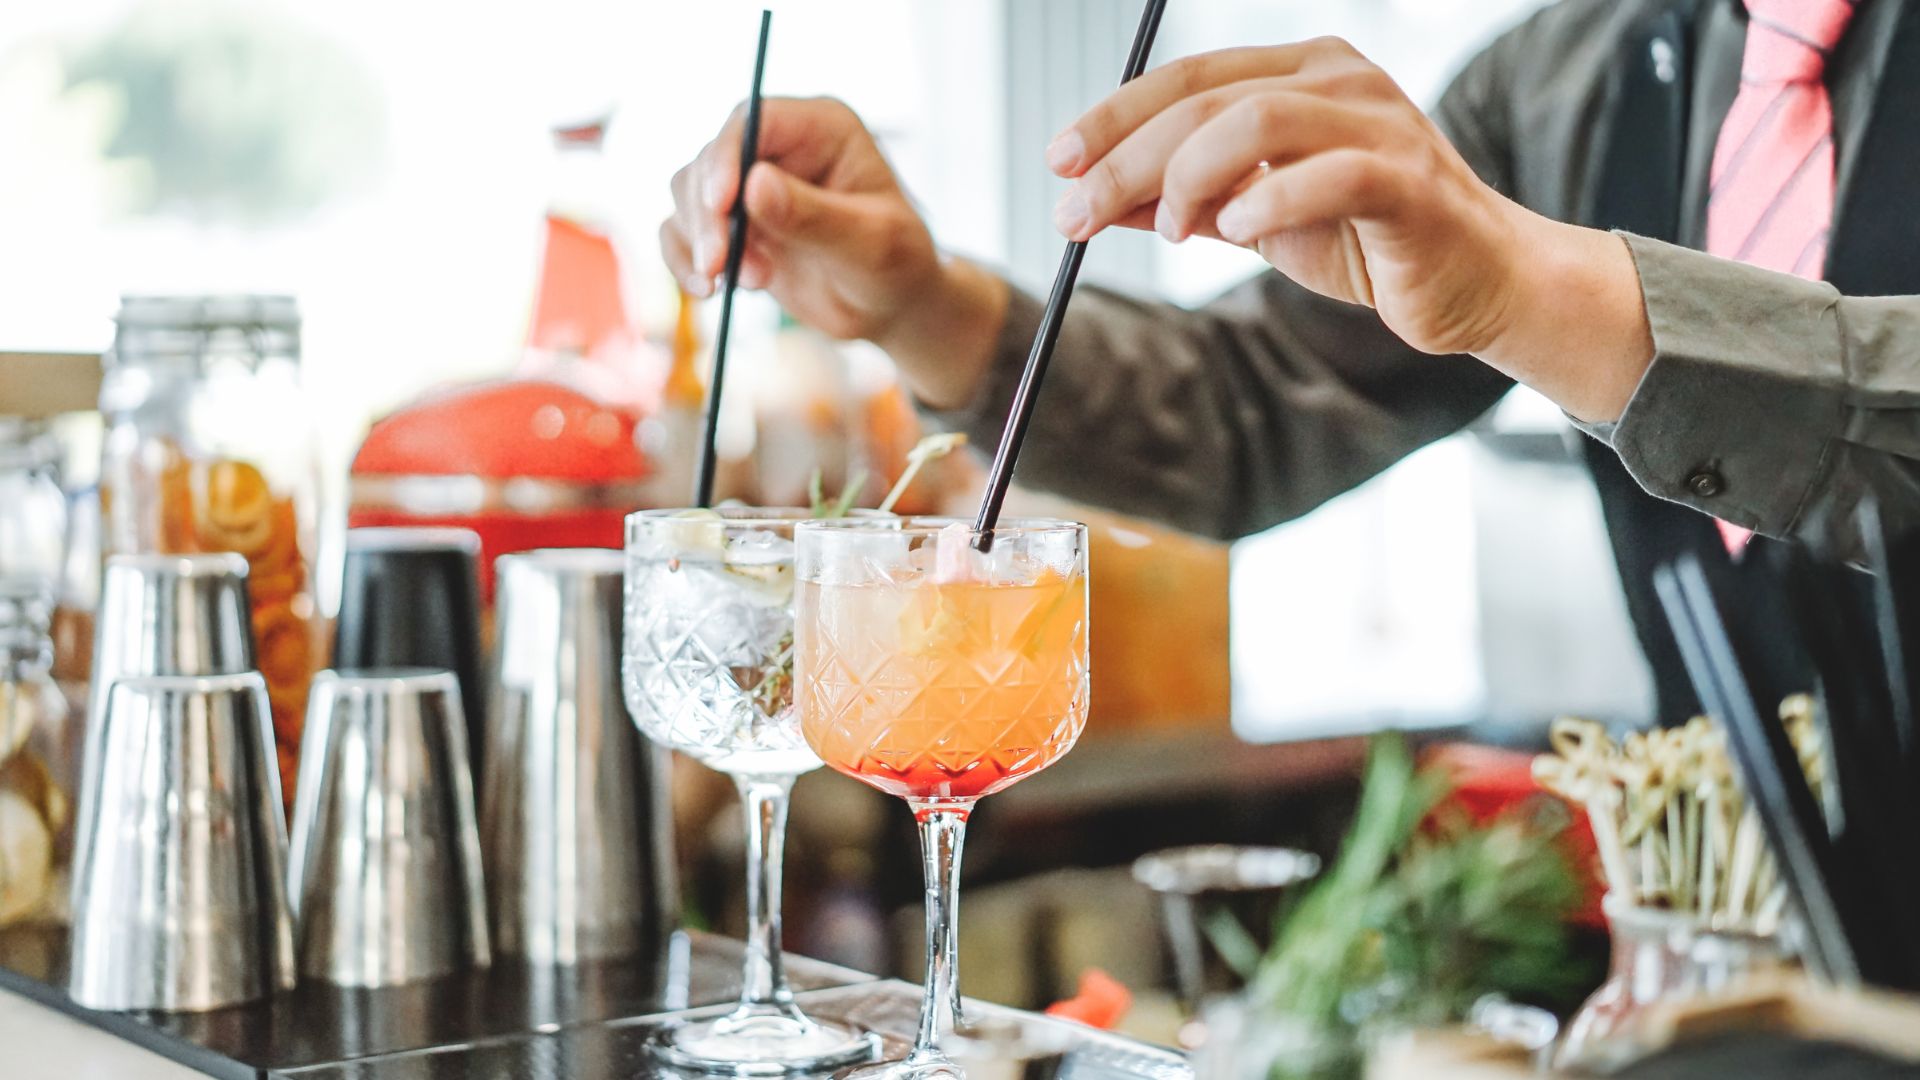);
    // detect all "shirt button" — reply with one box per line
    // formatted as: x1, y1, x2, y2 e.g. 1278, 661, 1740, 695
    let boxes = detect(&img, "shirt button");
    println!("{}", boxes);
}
1688, 470, 1724, 498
